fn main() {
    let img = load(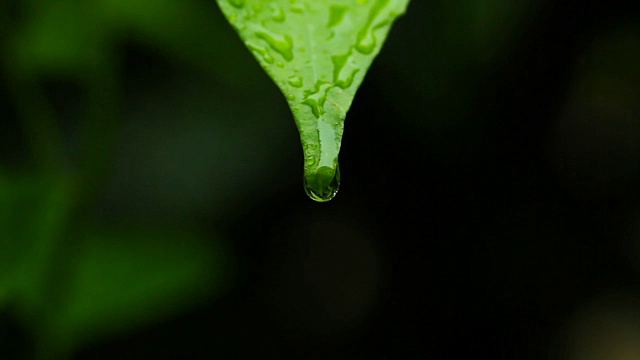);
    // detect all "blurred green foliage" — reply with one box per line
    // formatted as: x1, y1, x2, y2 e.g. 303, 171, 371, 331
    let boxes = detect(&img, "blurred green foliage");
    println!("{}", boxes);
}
1, 1, 239, 358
